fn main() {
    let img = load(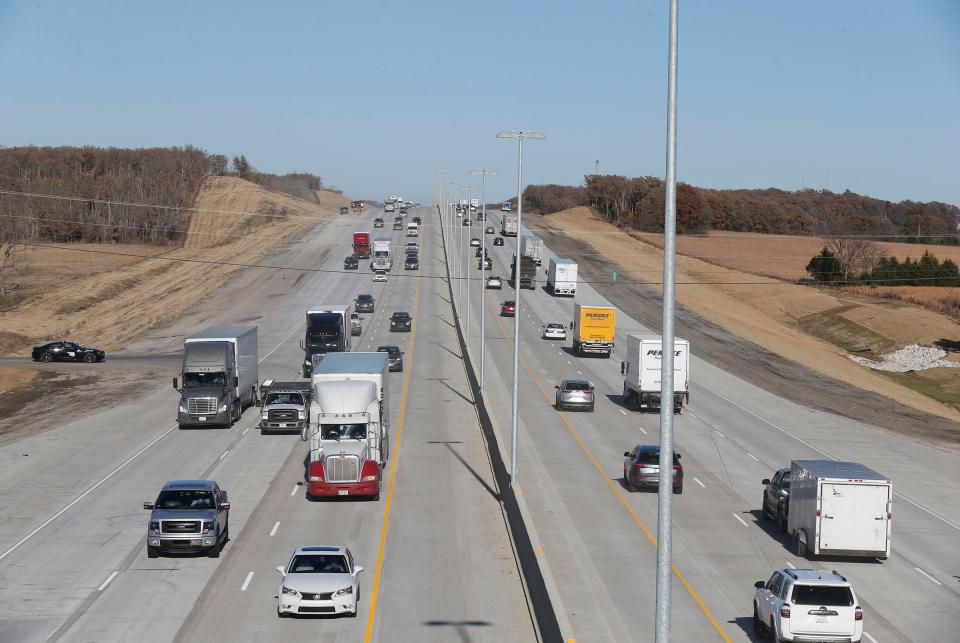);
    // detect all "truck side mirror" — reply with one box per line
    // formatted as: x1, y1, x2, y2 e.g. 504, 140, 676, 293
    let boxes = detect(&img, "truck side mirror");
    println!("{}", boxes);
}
623, 452, 631, 457
219, 502, 231, 510
143, 501, 154, 510
754, 581, 765, 589
172, 377, 179, 391
762, 479, 770, 485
